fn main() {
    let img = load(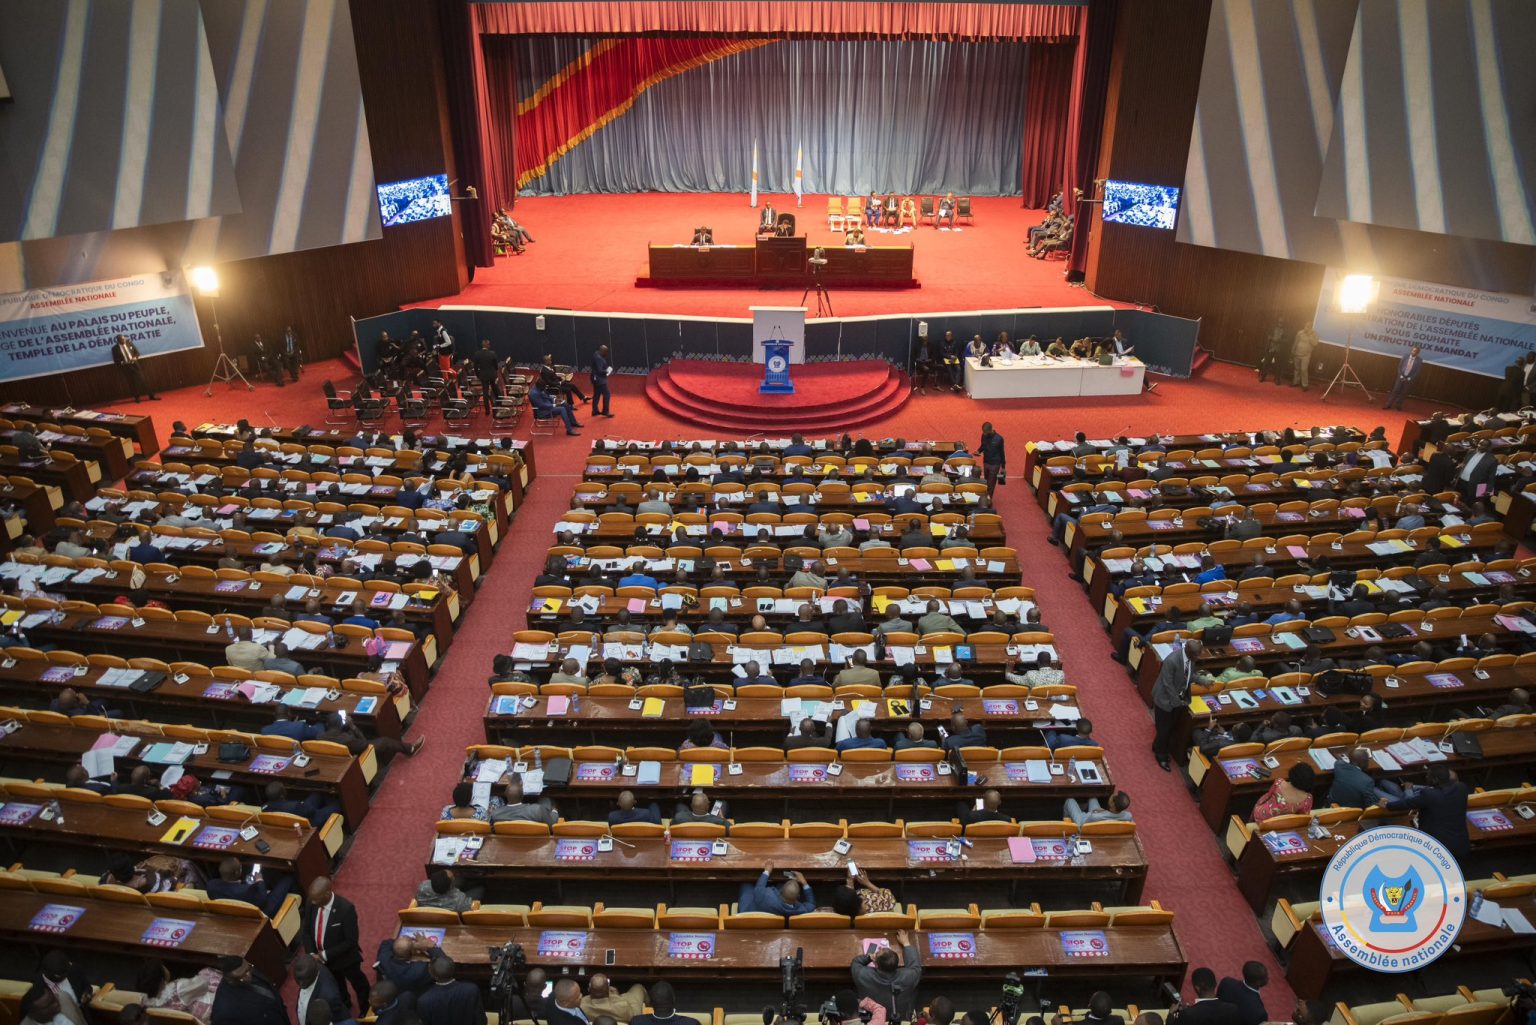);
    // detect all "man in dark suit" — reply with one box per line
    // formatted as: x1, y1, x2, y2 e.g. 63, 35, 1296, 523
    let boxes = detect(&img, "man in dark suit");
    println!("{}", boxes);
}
544, 978, 589, 1025
32, 949, 94, 1021
210, 957, 289, 1025
1151, 639, 1201, 771
1455, 440, 1500, 502
368, 980, 417, 1025
111, 334, 159, 402
1215, 962, 1269, 1025
590, 344, 614, 418
1384, 346, 1423, 410
471, 340, 501, 414
207, 855, 293, 919
293, 953, 349, 1024
300, 877, 368, 1013
1383, 763, 1471, 858
415, 956, 486, 1025
375, 935, 448, 997
1421, 448, 1457, 493
1170, 968, 1241, 1025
